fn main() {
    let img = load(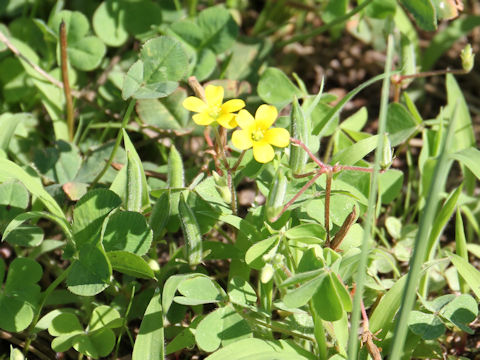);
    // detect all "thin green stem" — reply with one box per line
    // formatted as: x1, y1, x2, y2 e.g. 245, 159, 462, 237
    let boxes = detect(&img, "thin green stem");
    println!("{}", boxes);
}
389, 105, 458, 360
347, 33, 394, 359
278, 0, 374, 47
24, 263, 74, 356
90, 99, 136, 188
60, 21, 75, 142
